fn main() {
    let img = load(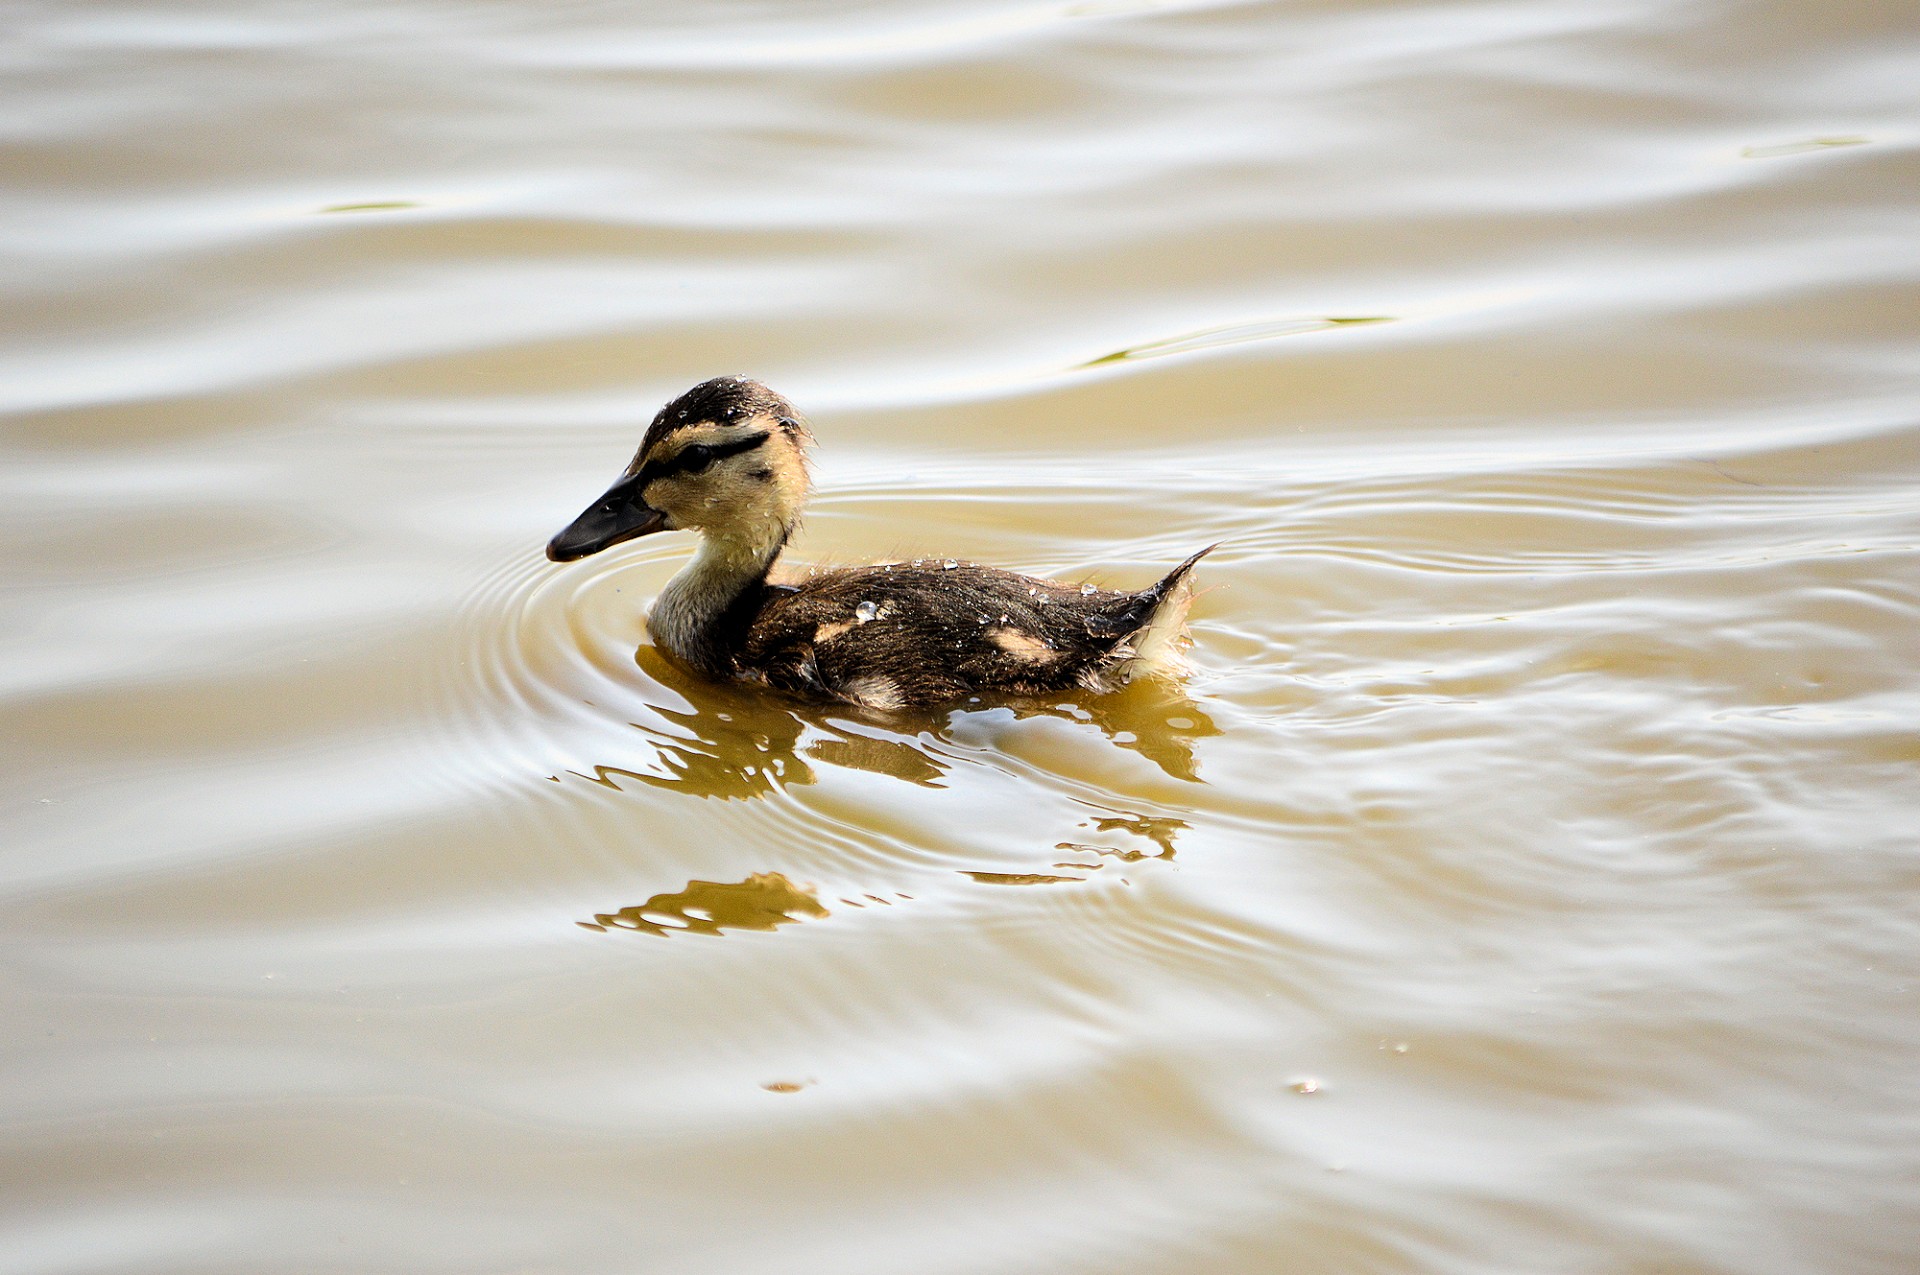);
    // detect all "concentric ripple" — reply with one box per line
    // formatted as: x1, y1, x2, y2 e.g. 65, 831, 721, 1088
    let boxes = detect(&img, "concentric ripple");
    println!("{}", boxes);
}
431, 474, 1237, 909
